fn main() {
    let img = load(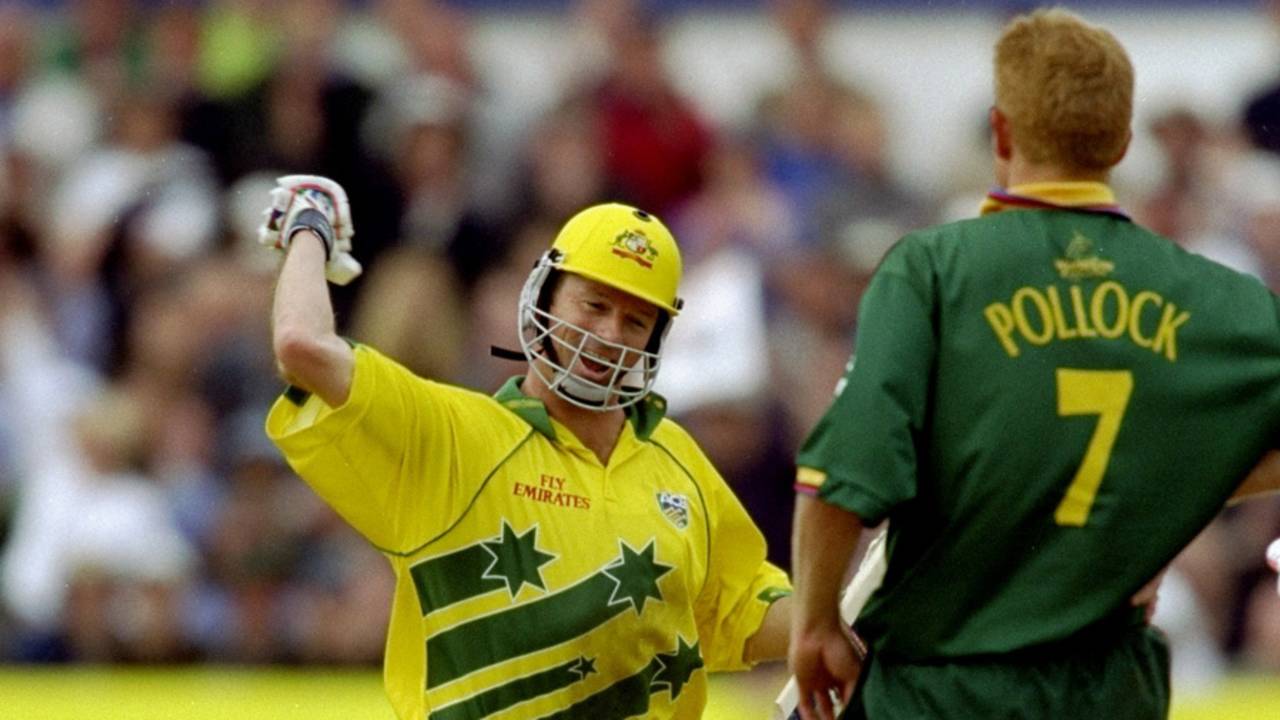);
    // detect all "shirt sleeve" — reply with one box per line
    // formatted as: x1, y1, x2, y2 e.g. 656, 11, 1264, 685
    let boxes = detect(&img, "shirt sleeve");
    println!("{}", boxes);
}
686, 444, 792, 672
796, 236, 938, 525
265, 344, 469, 553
